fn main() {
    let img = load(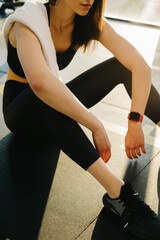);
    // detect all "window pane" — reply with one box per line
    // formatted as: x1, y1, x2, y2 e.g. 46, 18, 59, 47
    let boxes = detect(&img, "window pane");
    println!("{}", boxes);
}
105, 0, 160, 26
